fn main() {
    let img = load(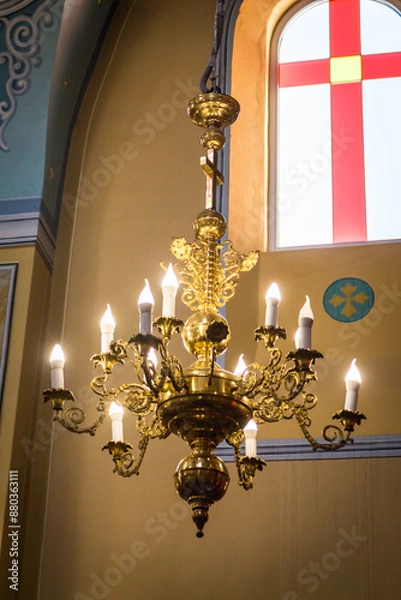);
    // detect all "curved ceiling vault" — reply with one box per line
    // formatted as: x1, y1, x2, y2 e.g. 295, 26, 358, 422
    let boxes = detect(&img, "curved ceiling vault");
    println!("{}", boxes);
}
0, 0, 120, 268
